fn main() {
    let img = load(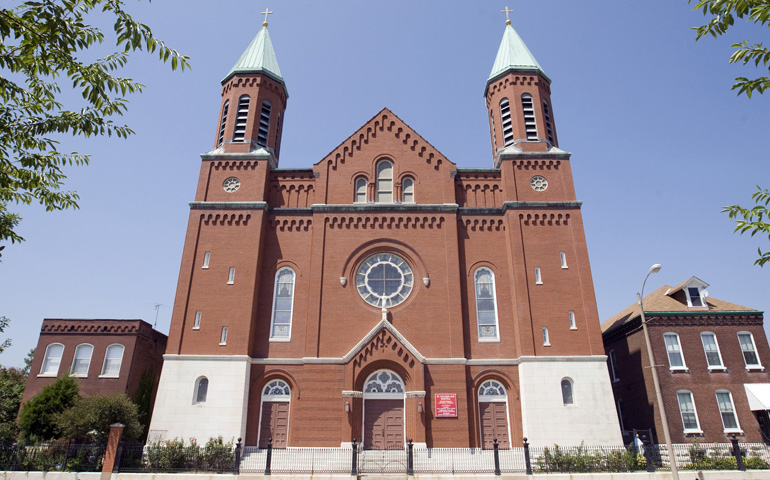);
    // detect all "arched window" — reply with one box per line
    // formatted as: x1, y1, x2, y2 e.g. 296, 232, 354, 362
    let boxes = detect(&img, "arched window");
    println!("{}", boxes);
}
521, 94, 537, 140
233, 95, 250, 141
663, 333, 686, 369
260, 379, 291, 448
270, 268, 295, 340
474, 268, 499, 340
40, 343, 64, 376
194, 377, 209, 404
499, 98, 513, 146
376, 160, 393, 203
676, 390, 701, 433
257, 100, 271, 146
363, 370, 405, 396
354, 177, 367, 203
402, 177, 415, 203
70, 344, 94, 377
478, 380, 509, 449
217, 100, 229, 146
542, 100, 554, 144
561, 378, 574, 405
101, 344, 124, 377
